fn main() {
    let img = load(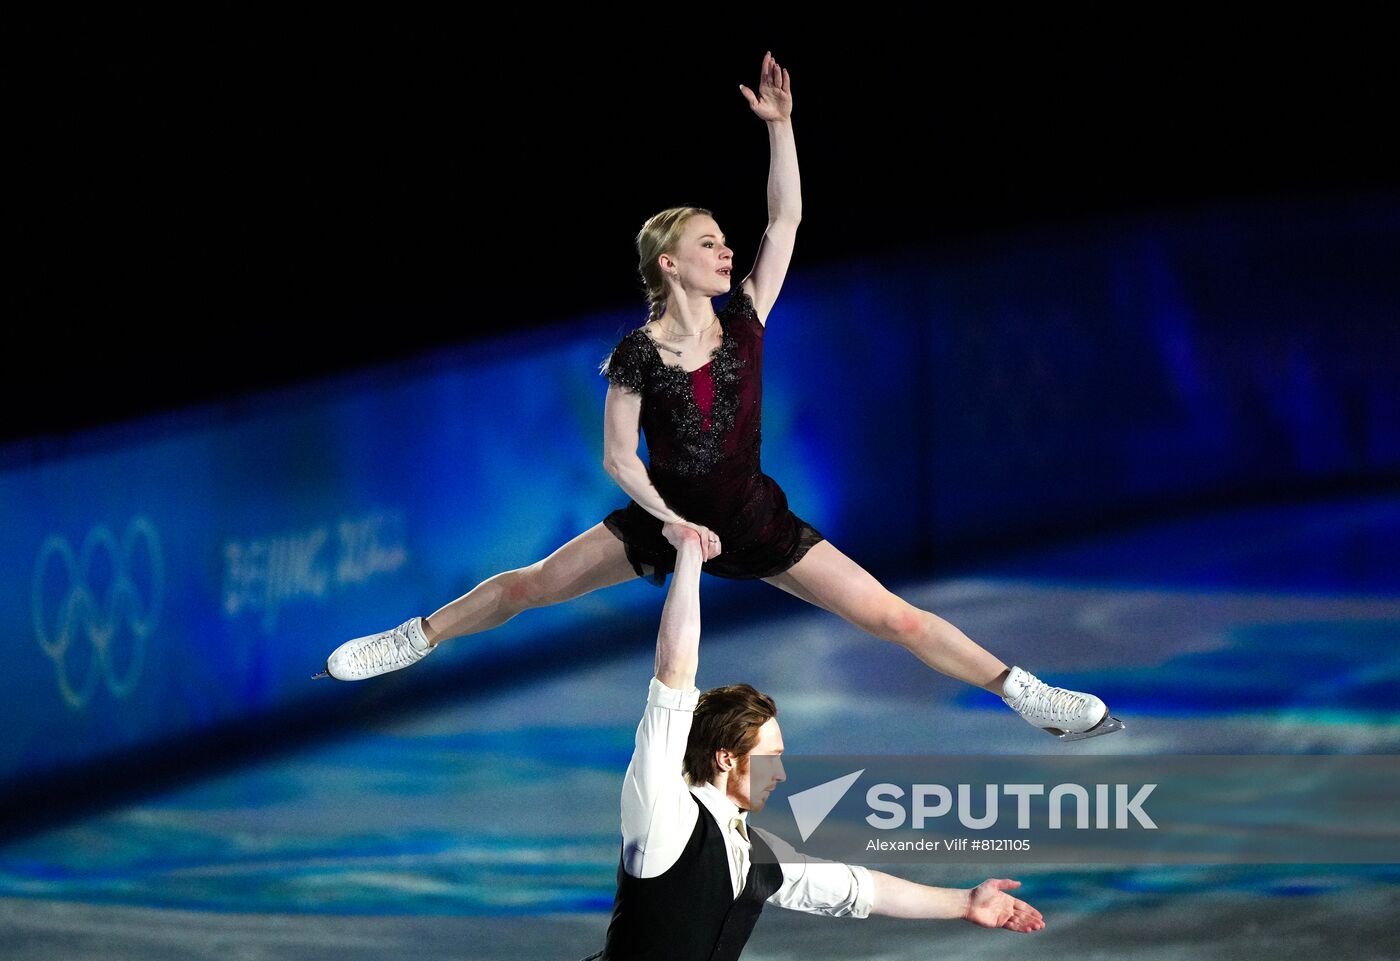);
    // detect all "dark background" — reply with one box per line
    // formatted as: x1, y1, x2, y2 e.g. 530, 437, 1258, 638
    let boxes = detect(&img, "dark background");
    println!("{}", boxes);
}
13, 14, 1397, 447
